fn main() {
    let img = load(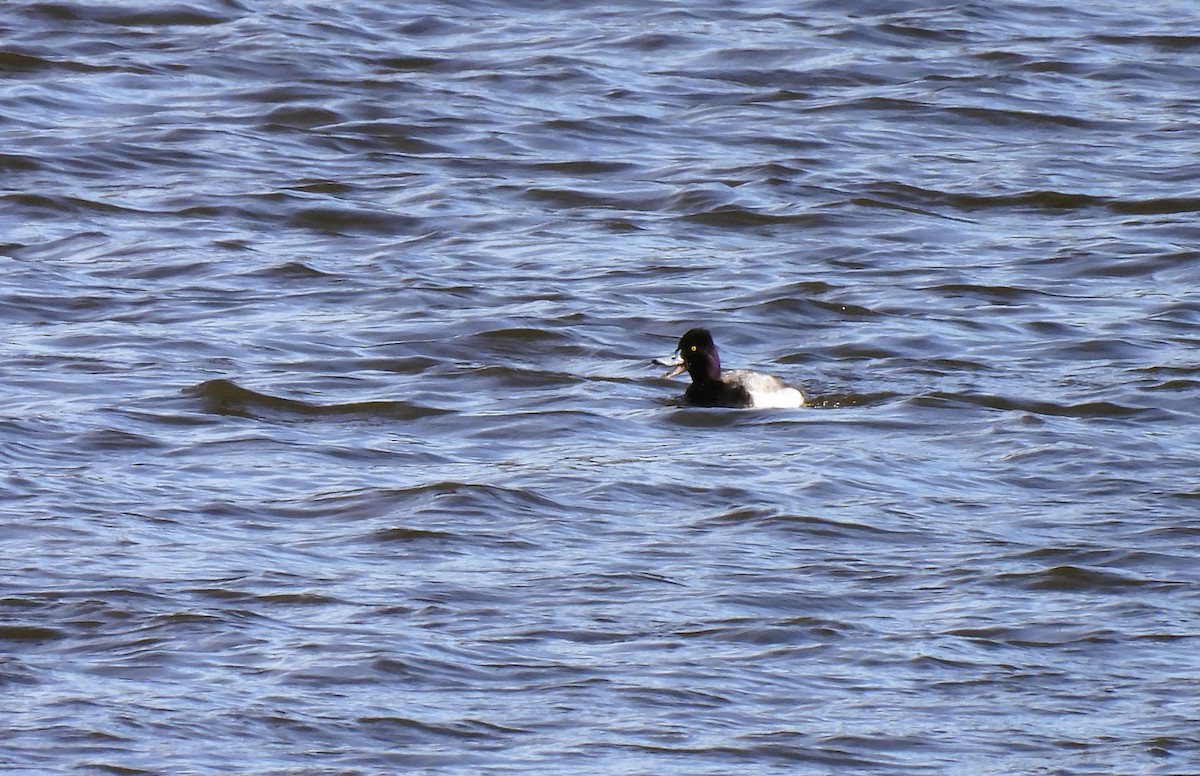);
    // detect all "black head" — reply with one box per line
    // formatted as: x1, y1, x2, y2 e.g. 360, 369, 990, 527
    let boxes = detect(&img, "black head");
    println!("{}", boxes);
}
676, 327, 721, 383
